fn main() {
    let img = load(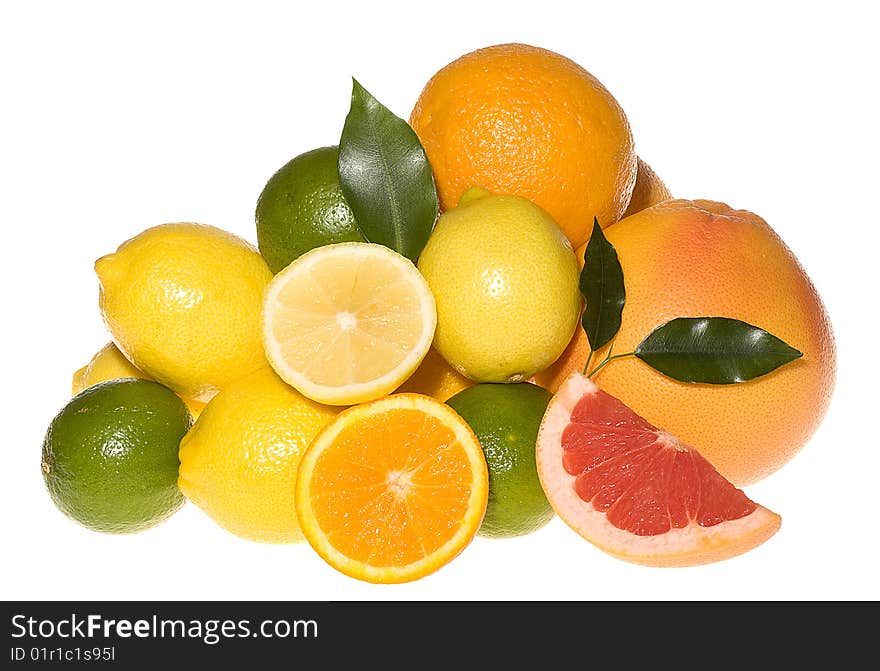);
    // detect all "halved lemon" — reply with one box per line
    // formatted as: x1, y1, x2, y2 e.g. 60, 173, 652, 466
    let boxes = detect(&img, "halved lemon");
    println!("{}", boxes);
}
296, 393, 489, 583
262, 242, 437, 405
